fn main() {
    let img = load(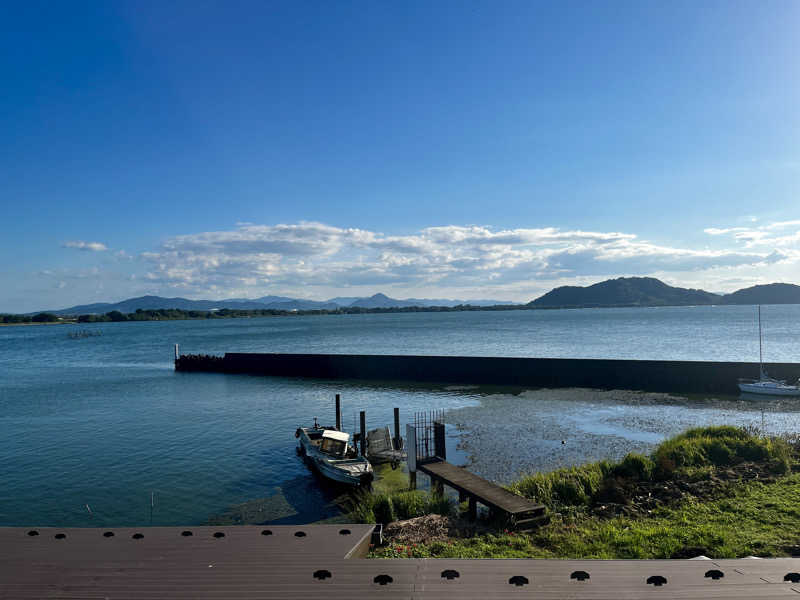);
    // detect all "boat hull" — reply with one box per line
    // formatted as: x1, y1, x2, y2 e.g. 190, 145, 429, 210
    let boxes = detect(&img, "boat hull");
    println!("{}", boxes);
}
297, 429, 373, 486
738, 382, 800, 396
